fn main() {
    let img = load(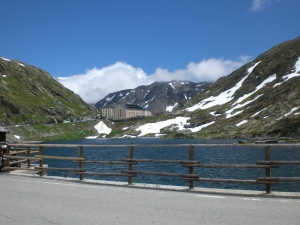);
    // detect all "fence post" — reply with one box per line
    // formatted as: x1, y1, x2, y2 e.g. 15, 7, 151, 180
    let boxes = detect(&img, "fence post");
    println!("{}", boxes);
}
128, 146, 134, 185
189, 145, 195, 189
39, 146, 44, 176
6, 145, 11, 173
265, 146, 272, 194
27, 146, 31, 168
78, 146, 84, 180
